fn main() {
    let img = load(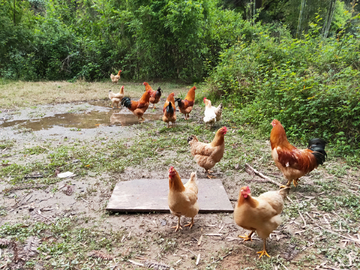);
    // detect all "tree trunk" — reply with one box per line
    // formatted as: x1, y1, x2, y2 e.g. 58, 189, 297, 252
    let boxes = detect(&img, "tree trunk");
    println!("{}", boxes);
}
322, 0, 337, 38
13, 0, 16, 25
296, 0, 306, 38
